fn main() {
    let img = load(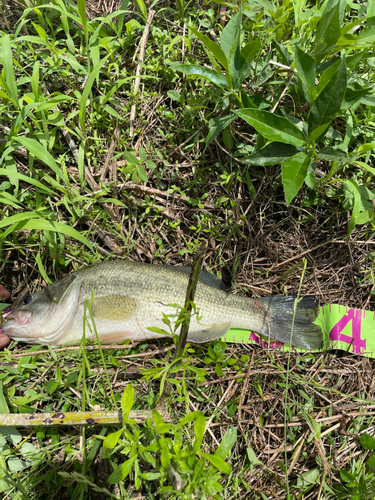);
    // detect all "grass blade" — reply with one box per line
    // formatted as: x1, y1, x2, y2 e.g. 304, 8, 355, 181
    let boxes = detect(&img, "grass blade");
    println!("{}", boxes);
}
79, 54, 112, 134
14, 136, 66, 183
1, 34, 18, 106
